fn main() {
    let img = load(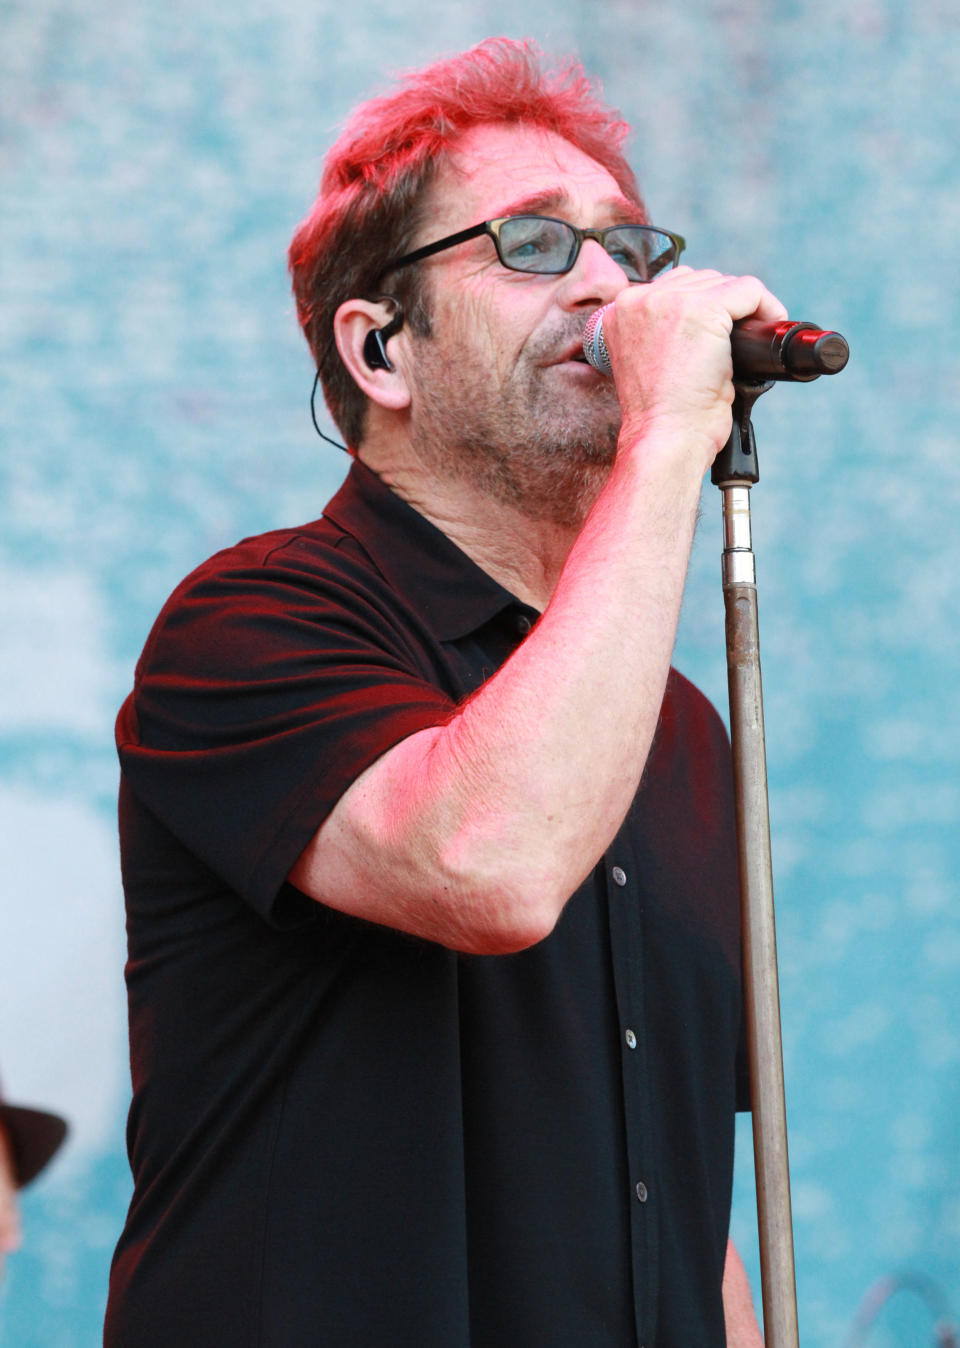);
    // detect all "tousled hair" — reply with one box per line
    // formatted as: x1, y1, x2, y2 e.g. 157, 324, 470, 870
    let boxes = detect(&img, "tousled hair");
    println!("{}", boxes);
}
288, 37, 641, 447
